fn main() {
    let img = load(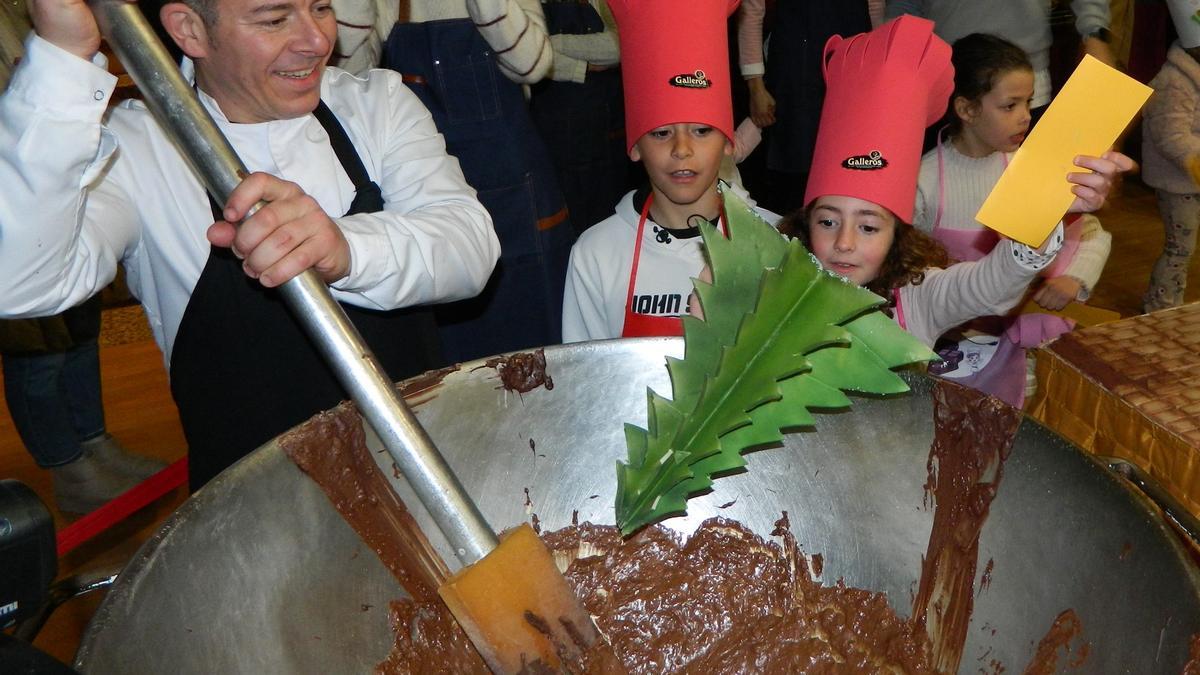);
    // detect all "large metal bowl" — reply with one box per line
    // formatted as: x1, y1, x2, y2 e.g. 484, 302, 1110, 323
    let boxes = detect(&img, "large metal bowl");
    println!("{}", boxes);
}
77, 338, 1200, 673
